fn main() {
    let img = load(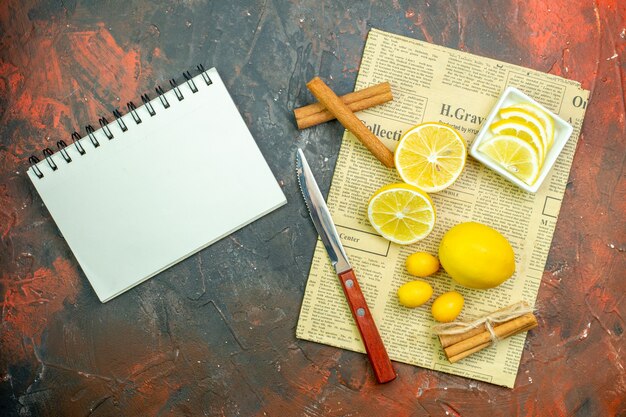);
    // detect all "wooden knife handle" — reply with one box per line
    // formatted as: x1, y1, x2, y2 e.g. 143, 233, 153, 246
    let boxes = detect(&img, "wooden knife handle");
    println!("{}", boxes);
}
337, 269, 396, 383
